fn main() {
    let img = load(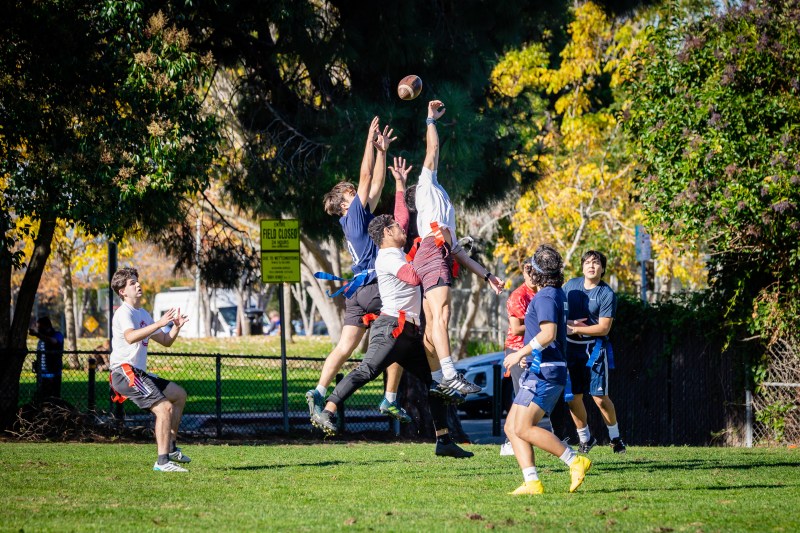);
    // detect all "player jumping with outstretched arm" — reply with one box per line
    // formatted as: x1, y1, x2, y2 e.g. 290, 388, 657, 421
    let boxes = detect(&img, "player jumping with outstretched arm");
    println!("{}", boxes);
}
409, 100, 504, 398
307, 117, 410, 424
311, 157, 472, 458
503, 245, 592, 495
108, 267, 192, 472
